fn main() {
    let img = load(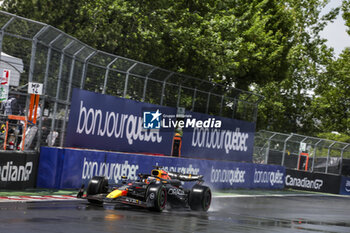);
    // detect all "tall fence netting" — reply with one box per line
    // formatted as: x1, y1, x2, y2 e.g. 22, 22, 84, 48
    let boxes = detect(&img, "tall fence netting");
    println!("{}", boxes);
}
0, 11, 262, 152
